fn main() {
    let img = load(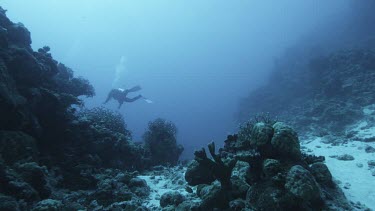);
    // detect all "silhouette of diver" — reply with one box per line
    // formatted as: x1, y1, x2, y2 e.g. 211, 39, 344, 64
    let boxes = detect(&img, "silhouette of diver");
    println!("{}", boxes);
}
104, 85, 143, 109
